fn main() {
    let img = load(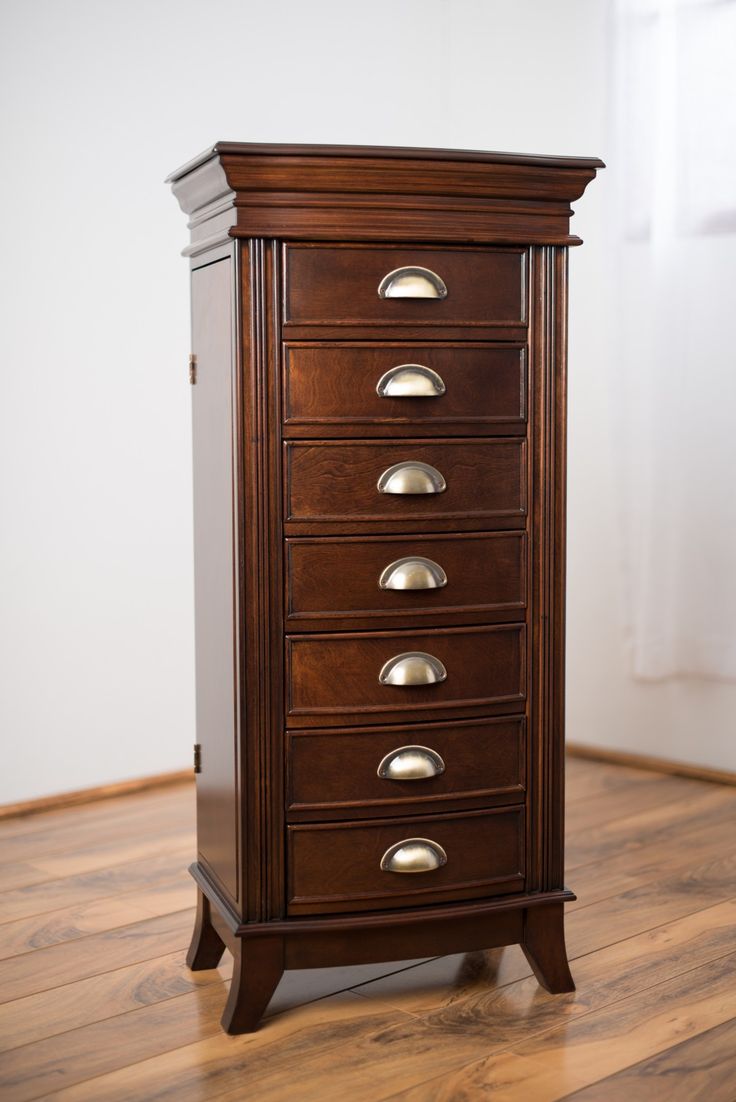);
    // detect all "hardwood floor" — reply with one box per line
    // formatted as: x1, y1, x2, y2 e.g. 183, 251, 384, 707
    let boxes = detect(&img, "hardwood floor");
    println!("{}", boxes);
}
1, 758, 735, 1101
